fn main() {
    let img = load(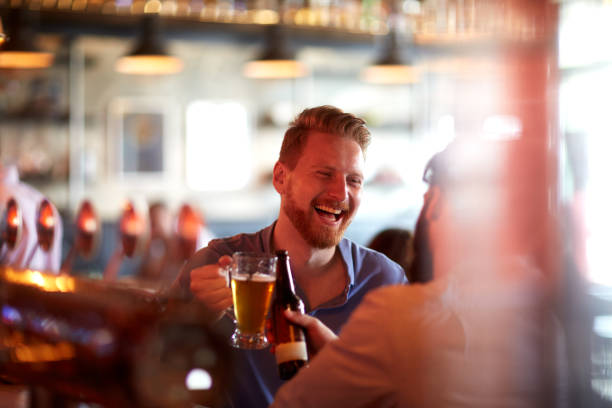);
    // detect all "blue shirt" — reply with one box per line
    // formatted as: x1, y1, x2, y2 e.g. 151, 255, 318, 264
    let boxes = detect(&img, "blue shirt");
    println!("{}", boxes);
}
173, 222, 407, 408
